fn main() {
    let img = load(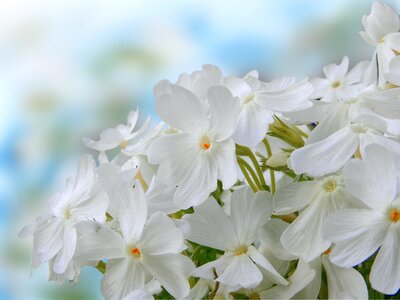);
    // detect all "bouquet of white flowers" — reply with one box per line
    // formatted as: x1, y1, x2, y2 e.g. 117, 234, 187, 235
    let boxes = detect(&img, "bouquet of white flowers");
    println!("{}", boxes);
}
20, 1, 400, 299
